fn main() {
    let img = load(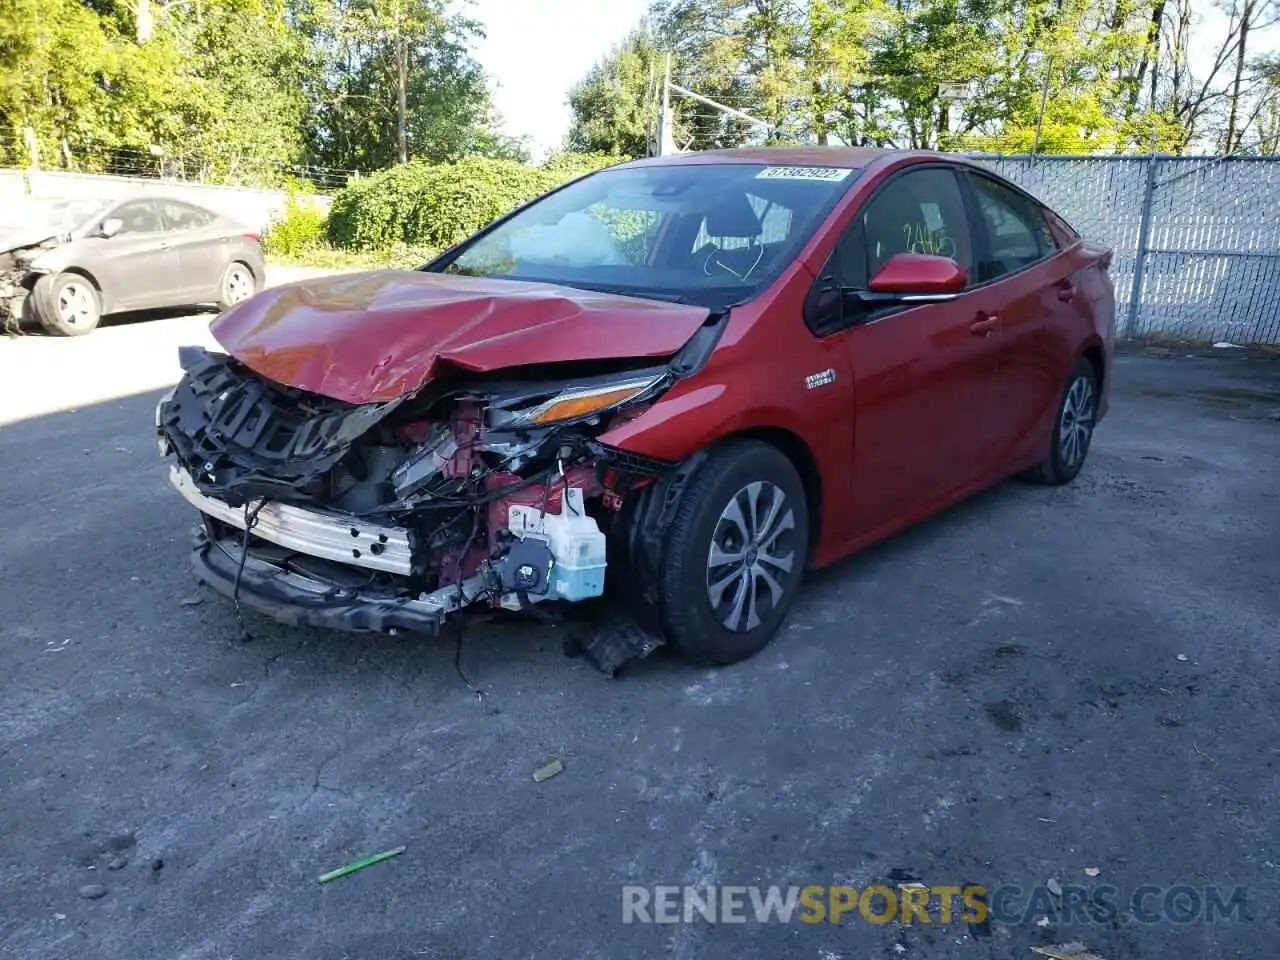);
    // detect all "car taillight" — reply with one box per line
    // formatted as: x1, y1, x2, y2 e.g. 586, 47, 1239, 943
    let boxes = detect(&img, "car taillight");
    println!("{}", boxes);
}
243, 232, 261, 244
